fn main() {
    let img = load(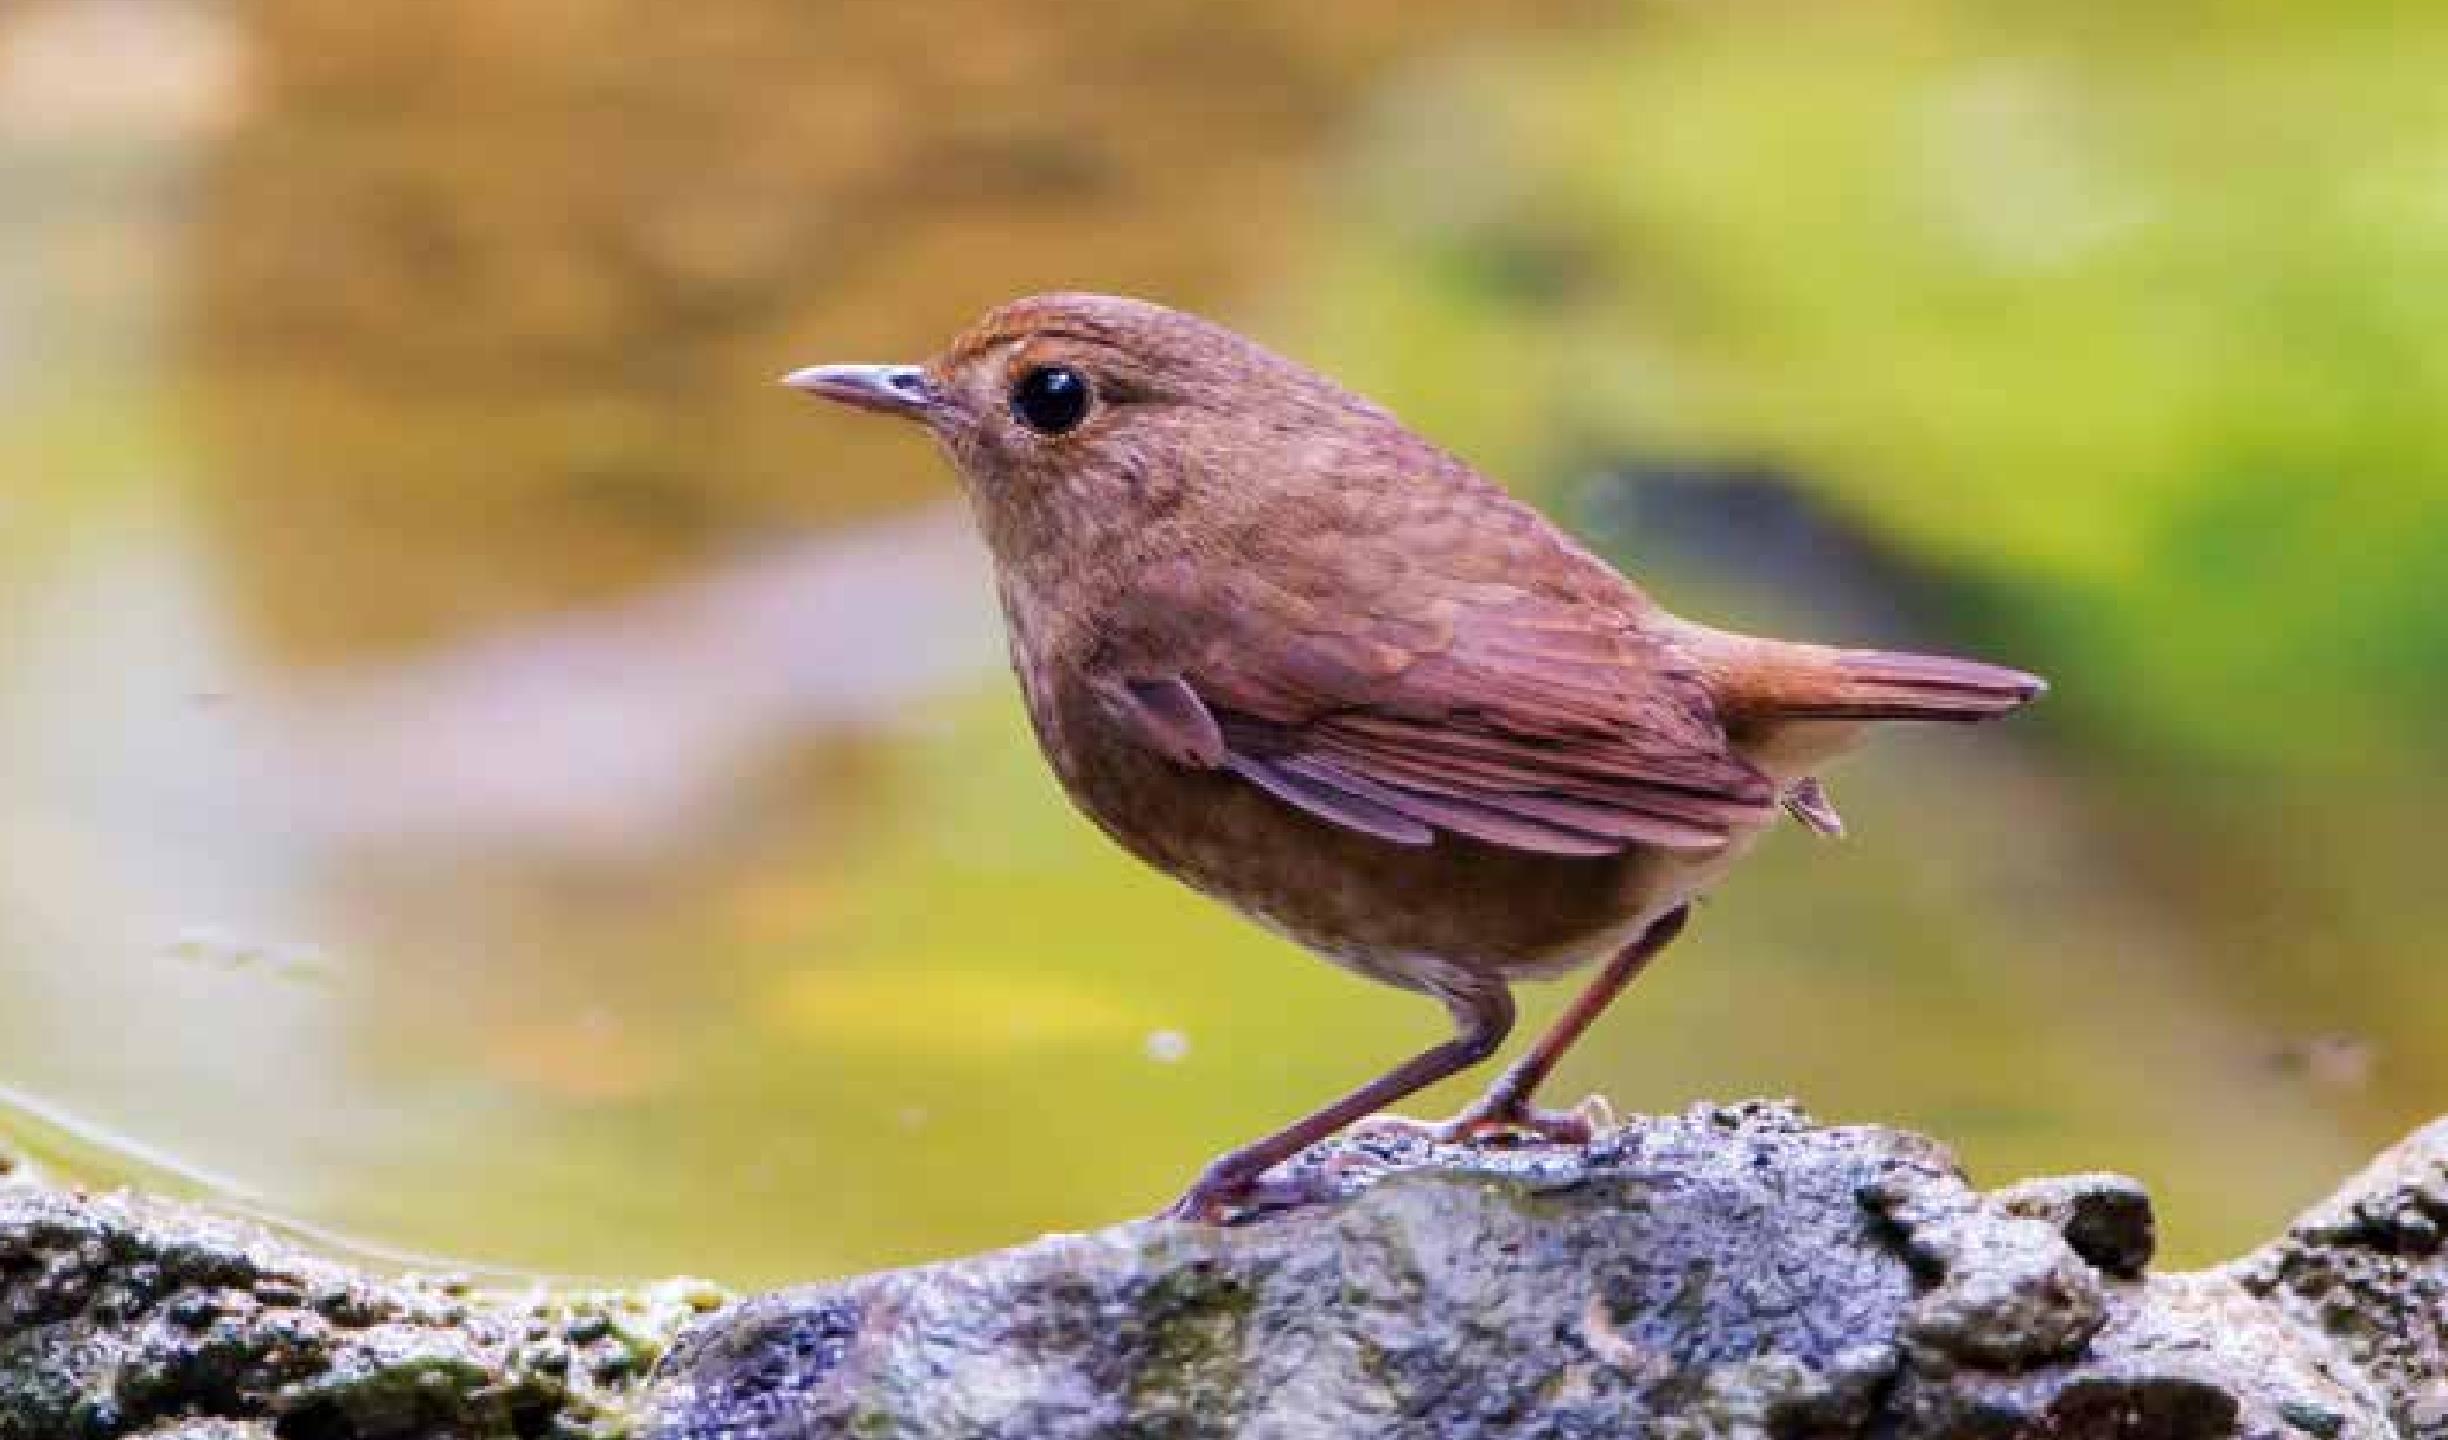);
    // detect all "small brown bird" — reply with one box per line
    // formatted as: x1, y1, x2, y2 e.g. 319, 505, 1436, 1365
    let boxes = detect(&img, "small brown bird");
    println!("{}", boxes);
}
785, 294, 2044, 1221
